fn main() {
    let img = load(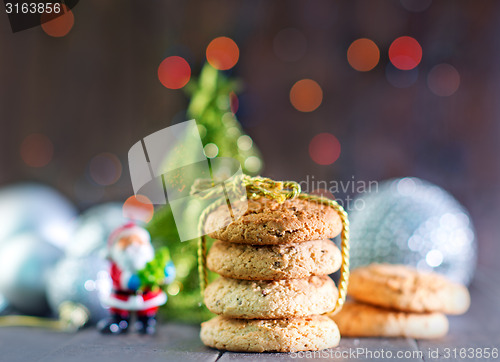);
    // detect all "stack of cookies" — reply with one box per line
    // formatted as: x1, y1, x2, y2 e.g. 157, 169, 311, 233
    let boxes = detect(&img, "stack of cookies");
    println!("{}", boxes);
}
200, 197, 344, 352
330, 263, 471, 339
